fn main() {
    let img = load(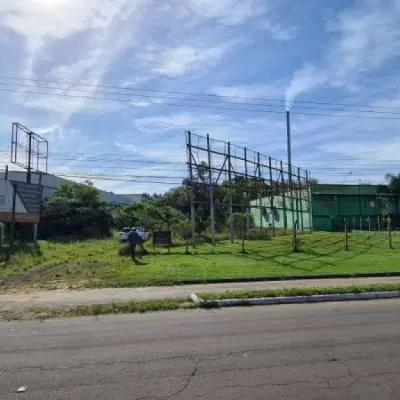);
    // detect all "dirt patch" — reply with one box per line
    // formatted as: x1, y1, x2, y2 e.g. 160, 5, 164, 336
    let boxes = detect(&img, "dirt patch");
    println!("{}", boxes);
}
4, 263, 108, 285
